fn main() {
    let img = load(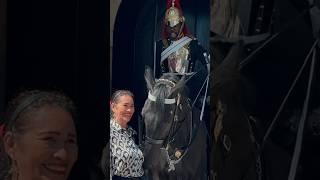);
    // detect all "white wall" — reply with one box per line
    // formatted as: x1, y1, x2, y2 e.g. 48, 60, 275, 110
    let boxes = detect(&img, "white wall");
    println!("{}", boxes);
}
110, 0, 121, 92
110, 0, 121, 47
